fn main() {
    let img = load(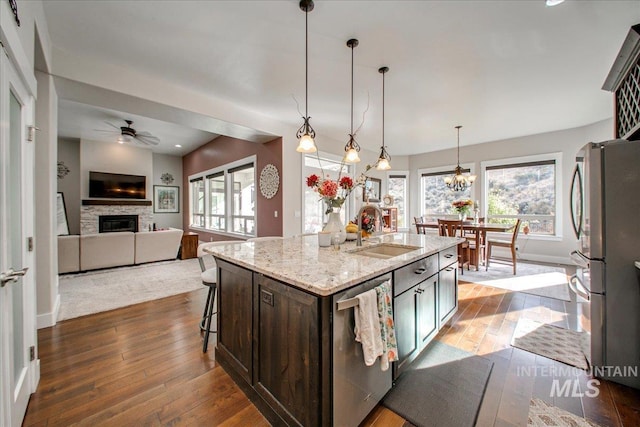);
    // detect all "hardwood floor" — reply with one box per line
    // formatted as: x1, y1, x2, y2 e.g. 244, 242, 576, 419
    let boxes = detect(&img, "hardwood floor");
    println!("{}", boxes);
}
25, 282, 640, 426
